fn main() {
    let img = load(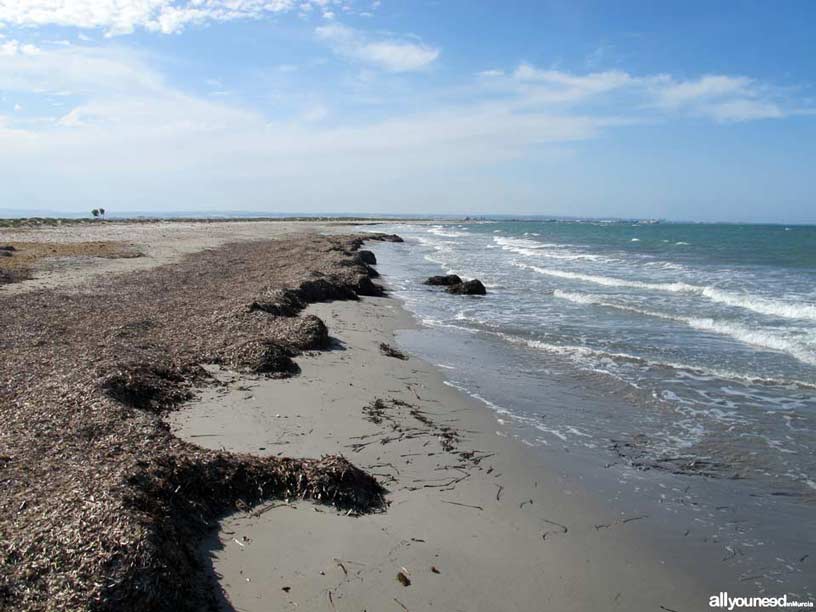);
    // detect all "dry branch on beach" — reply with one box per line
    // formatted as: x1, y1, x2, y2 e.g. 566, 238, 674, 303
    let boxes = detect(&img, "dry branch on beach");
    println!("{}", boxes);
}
0, 232, 400, 612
